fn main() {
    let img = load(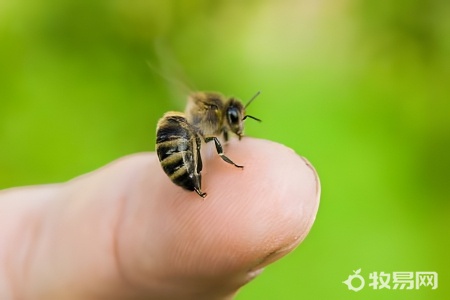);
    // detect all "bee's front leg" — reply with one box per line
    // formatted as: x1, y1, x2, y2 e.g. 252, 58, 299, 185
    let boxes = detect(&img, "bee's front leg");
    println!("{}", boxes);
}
223, 130, 229, 143
204, 137, 243, 169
